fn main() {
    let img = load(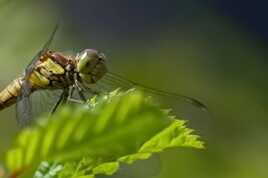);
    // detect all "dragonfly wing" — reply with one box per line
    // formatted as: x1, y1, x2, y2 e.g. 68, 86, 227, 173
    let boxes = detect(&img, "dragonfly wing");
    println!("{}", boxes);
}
16, 81, 32, 127
31, 89, 64, 118
99, 72, 211, 136
100, 72, 207, 111
16, 24, 59, 127
25, 23, 59, 79
16, 88, 65, 127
